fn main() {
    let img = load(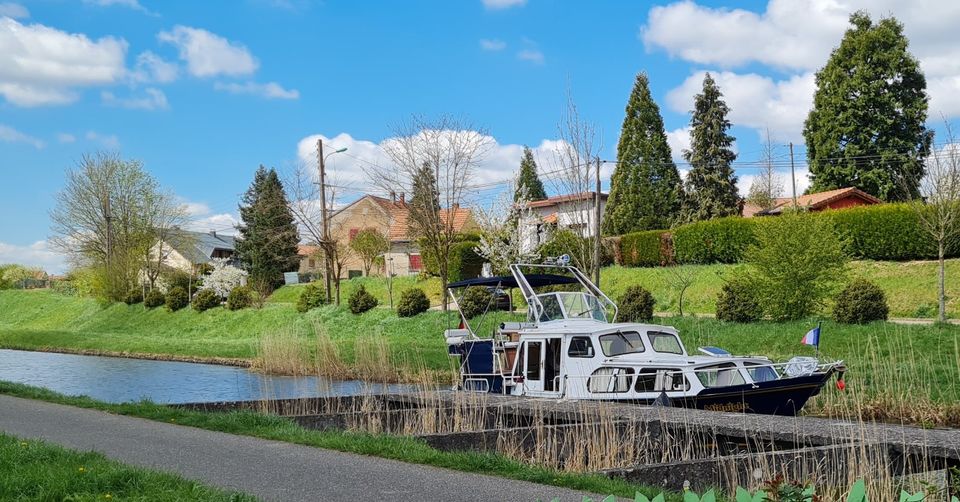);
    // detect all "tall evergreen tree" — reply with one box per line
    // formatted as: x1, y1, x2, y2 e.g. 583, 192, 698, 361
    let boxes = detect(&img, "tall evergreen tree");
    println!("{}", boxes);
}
603, 72, 682, 235
804, 12, 933, 201
514, 146, 547, 202
681, 73, 739, 222
235, 165, 300, 292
